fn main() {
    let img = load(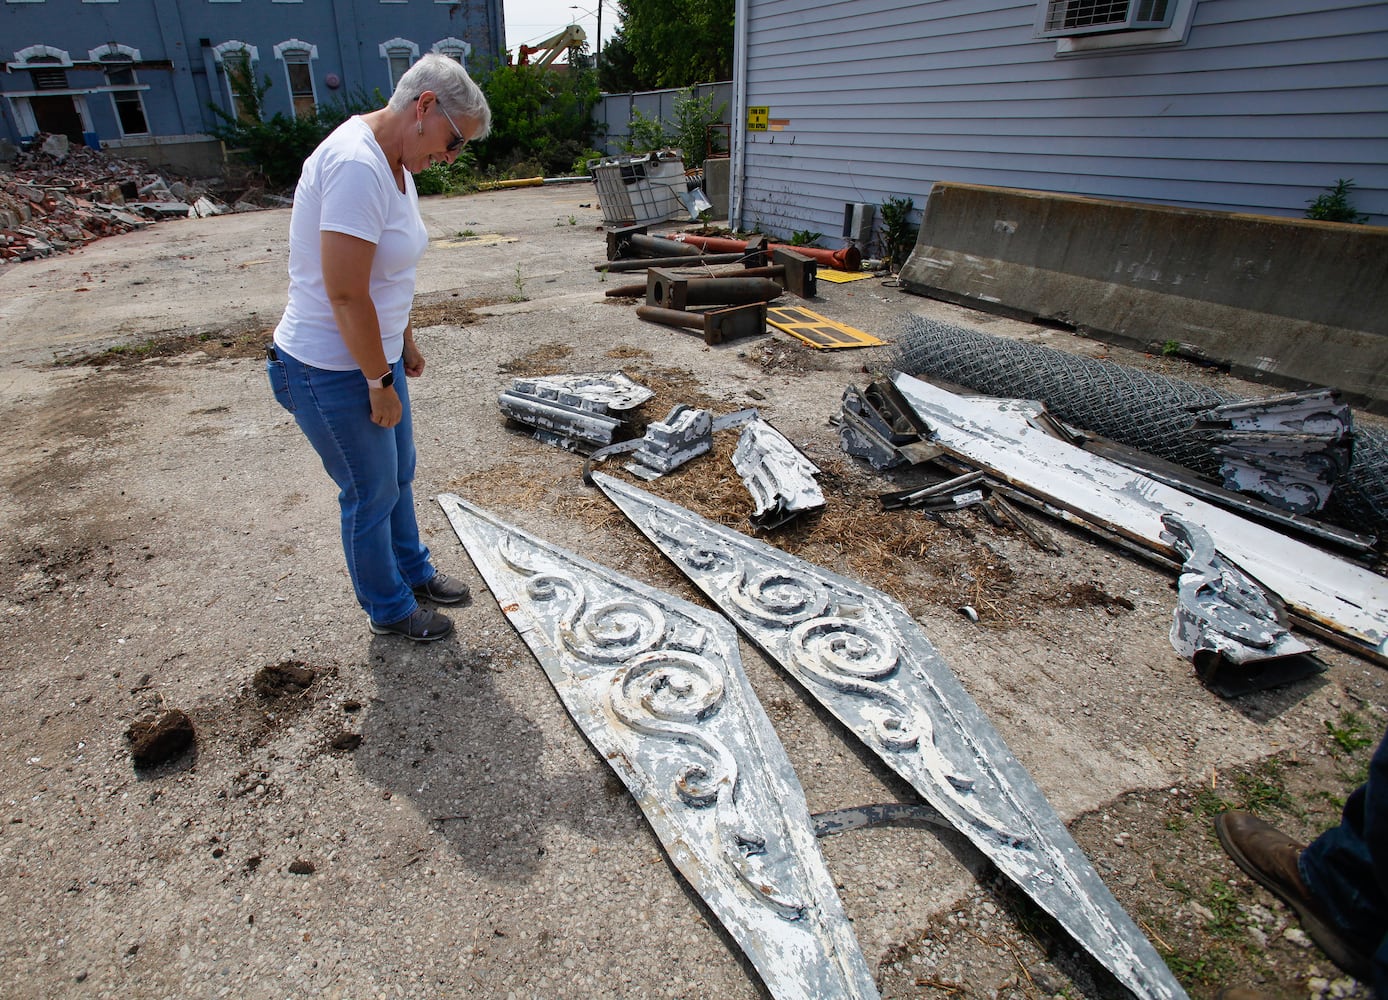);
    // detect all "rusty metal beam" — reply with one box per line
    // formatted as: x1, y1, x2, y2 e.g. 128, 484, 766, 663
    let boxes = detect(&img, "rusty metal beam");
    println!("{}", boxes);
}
635, 302, 767, 346
644, 268, 783, 310
668, 233, 861, 272
597, 253, 751, 272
